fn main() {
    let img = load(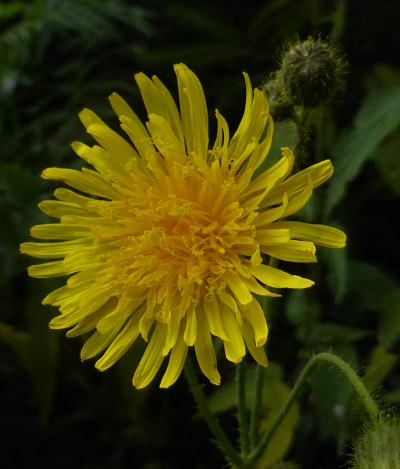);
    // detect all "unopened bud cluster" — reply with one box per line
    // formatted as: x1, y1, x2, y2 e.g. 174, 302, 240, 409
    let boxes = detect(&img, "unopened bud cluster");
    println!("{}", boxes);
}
263, 37, 346, 120
352, 421, 400, 469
